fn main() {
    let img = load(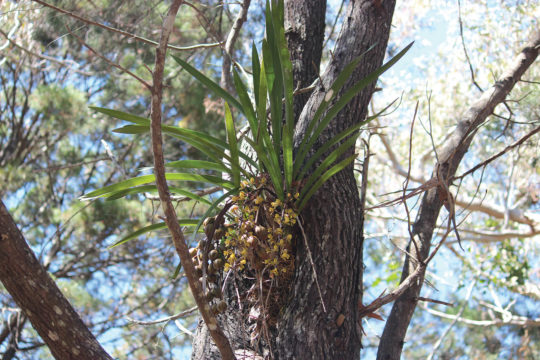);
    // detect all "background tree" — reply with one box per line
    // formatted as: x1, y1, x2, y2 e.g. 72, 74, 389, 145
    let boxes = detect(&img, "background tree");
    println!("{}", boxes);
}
0, 0, 538, 359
